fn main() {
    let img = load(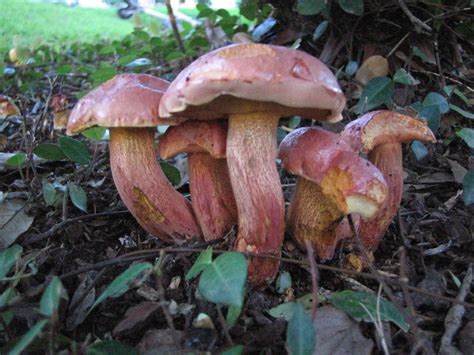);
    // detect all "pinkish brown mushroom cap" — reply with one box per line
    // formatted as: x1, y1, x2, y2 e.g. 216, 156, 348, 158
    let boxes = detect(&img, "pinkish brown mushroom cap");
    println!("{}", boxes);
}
279, 127, 387, 217
341, 111, 436, 153
67, 73, 183, 135
158, 120, 227, 159
159, 43, 346, 122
